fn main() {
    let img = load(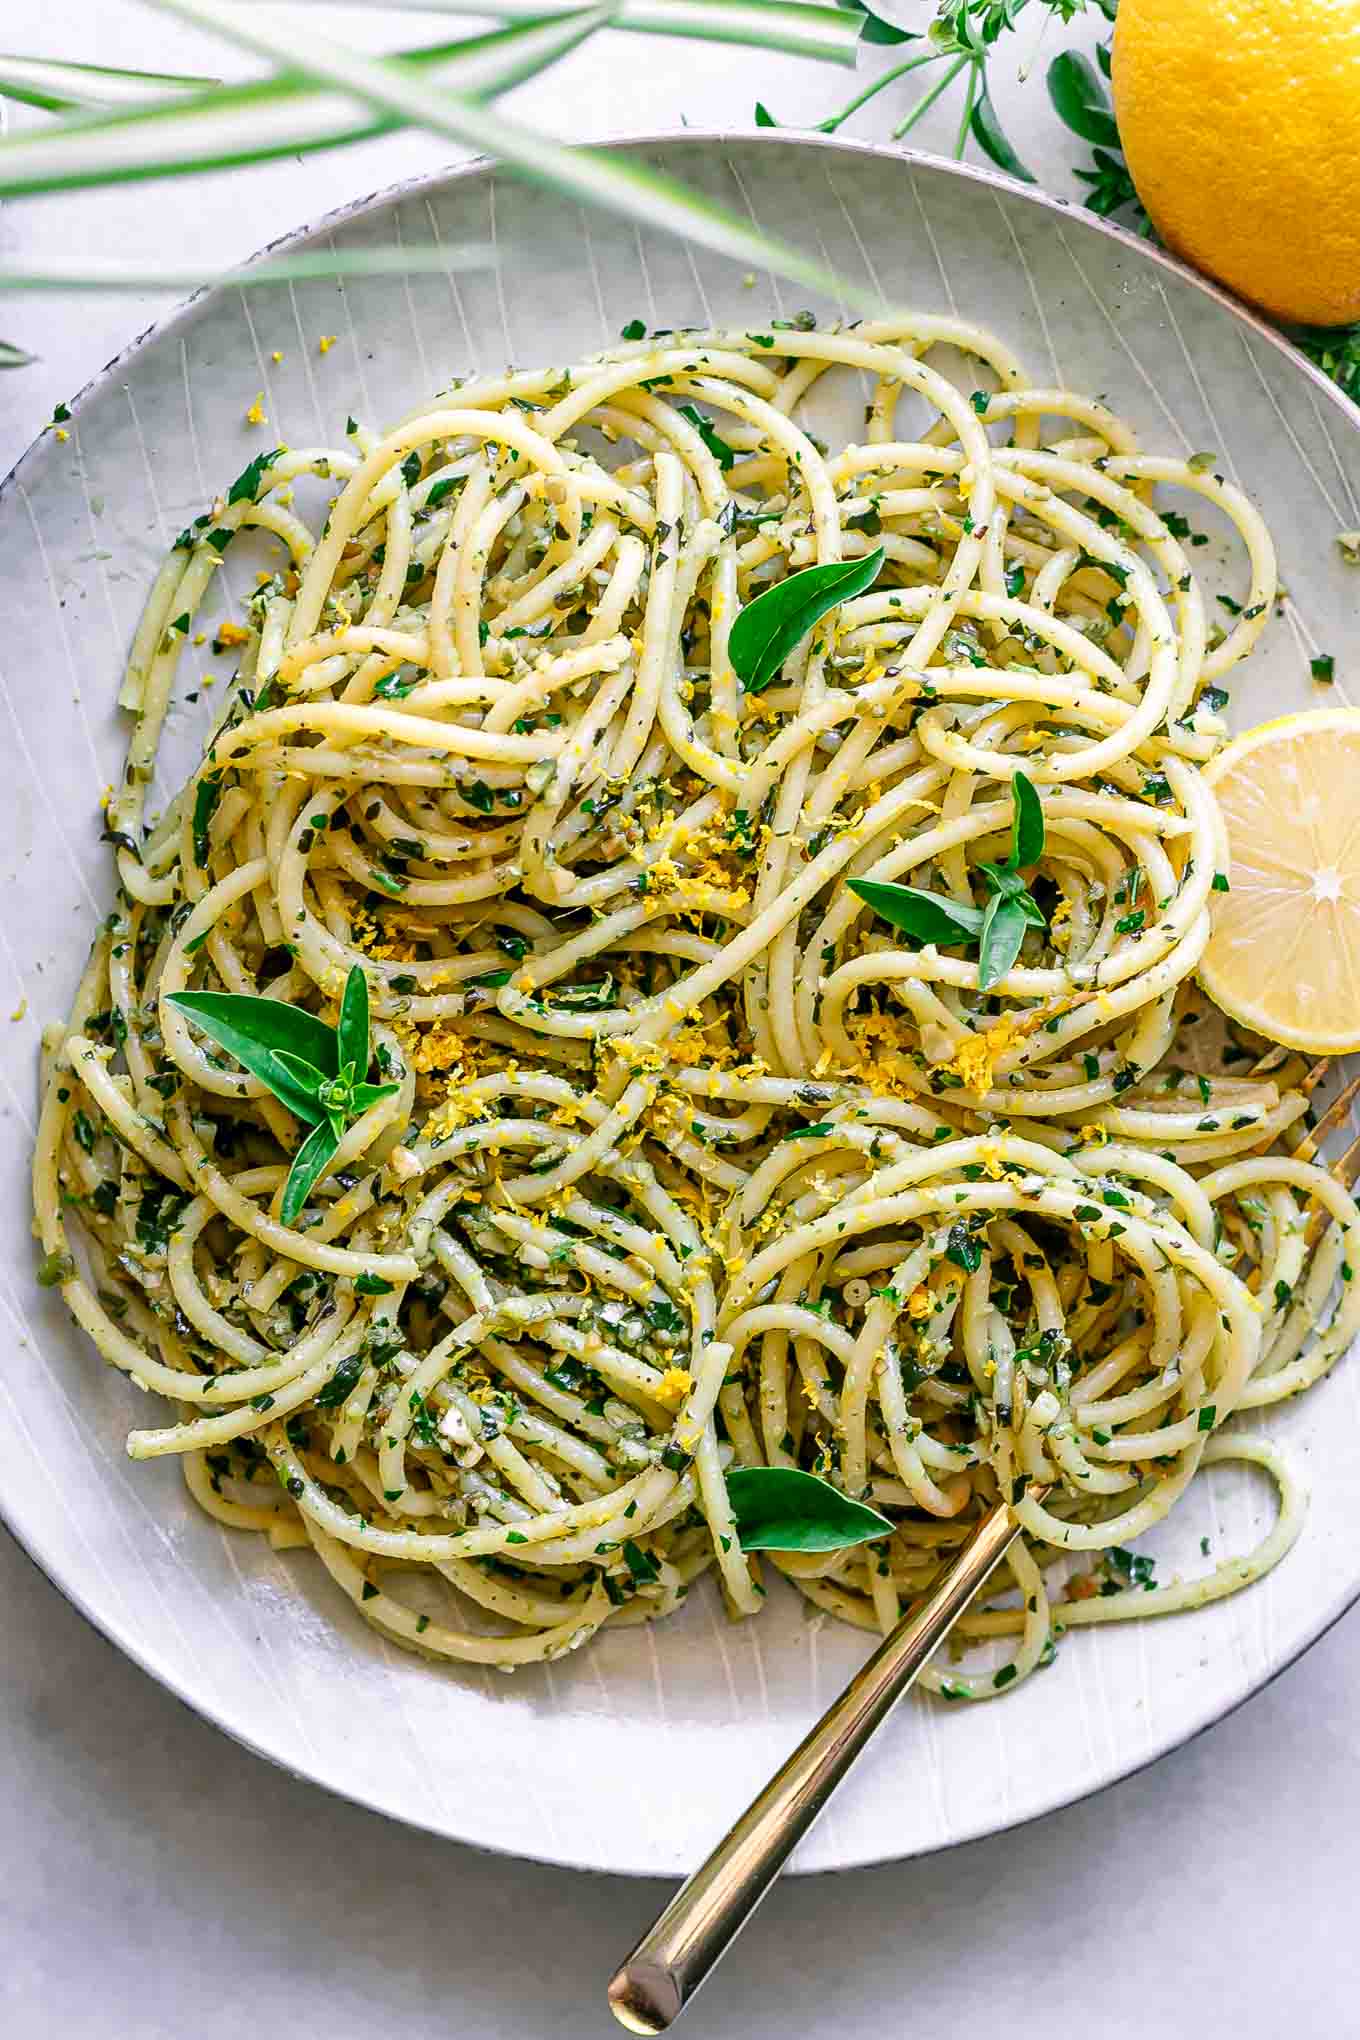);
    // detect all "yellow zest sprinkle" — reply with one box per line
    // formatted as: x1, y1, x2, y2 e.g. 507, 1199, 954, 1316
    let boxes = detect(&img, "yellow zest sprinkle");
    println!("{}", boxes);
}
654, 1367, 693, 1408
976, 1140, 1006, 1180
419, 1095, 479, 1157
318, 335, 337, 355
245, 394, 267, 428
940, 1015, 1021, 1097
